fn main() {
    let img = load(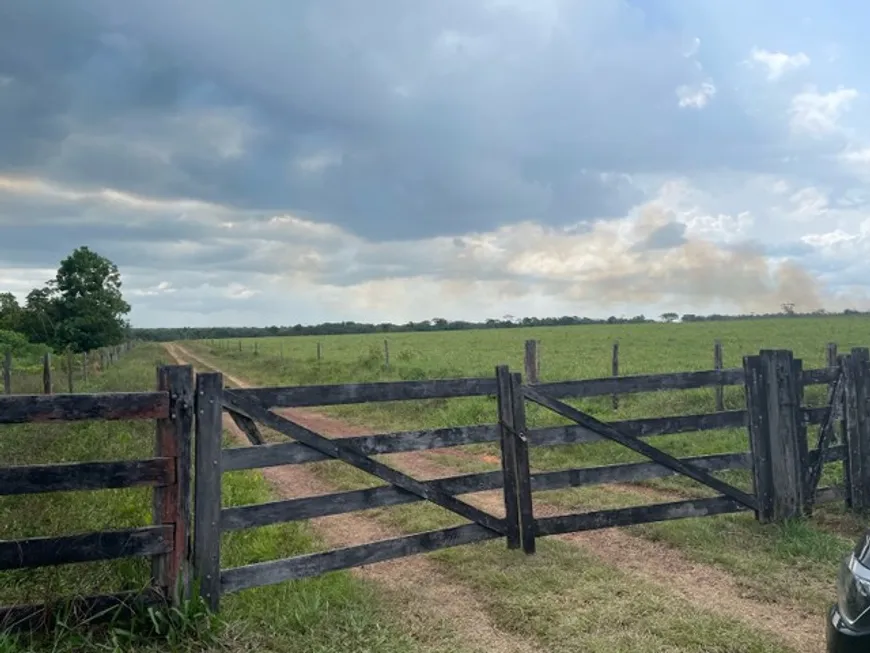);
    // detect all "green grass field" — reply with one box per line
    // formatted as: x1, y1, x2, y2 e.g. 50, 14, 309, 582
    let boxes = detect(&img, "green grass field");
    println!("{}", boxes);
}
183, 315, 870, 634
0, 344, 418, 653
5, 318, 867, 652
